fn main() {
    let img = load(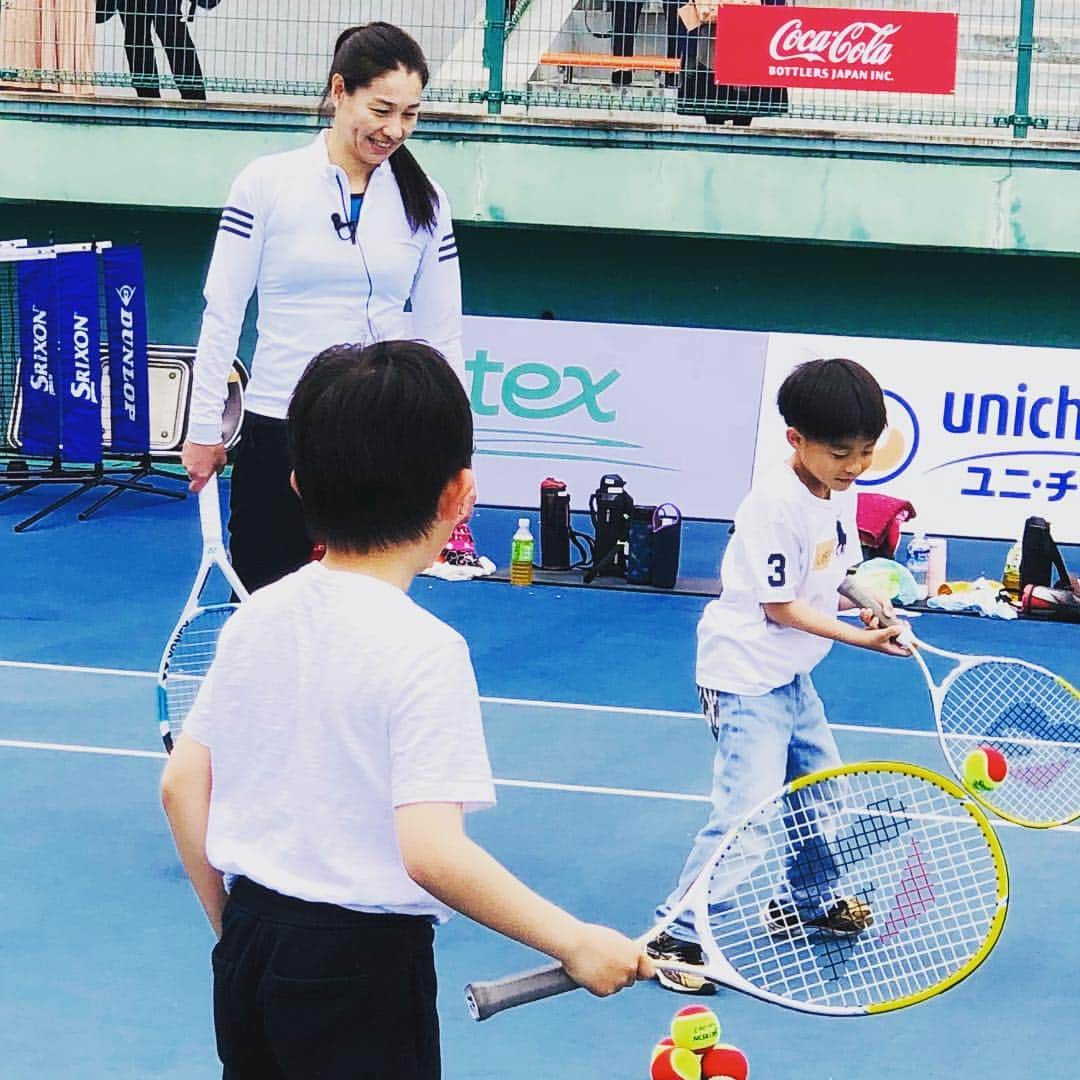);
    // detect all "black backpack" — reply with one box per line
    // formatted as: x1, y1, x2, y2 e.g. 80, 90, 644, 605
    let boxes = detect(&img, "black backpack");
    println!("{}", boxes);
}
1019, 516, 1072, 591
